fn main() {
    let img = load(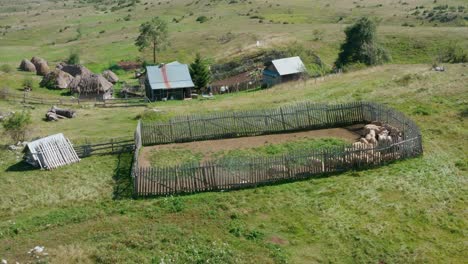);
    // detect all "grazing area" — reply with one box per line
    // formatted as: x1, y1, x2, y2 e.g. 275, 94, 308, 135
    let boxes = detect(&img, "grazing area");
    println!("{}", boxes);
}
133, 102, 422, 196
0, 0, 467, 263
0, 62, 466, 262
140, 129, 357, 167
